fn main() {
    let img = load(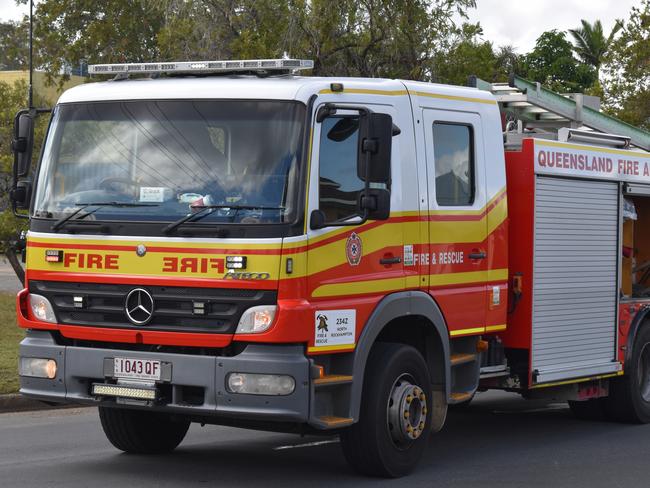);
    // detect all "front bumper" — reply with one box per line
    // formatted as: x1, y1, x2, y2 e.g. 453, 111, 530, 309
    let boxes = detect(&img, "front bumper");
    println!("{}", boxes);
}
19, 330, 310, 423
